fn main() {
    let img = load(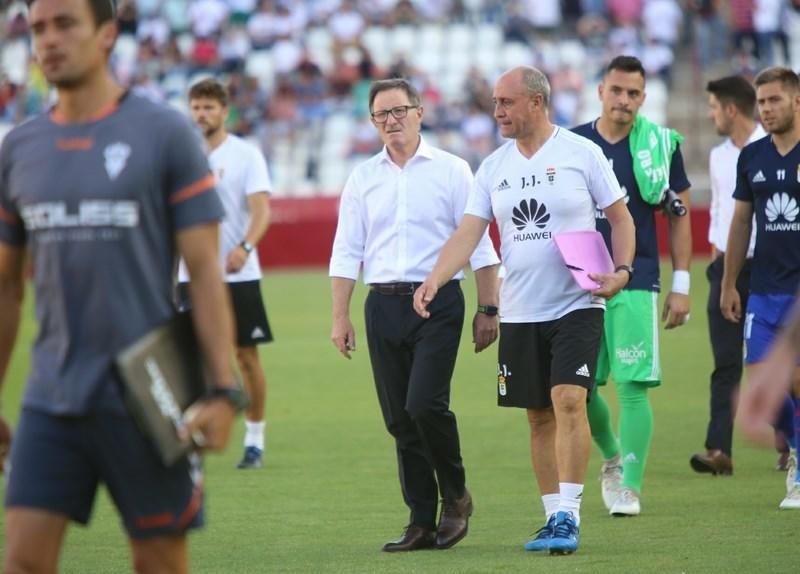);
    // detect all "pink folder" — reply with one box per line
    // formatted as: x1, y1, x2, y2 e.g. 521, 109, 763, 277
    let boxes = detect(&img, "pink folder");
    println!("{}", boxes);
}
553, 231, 615, 290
